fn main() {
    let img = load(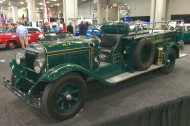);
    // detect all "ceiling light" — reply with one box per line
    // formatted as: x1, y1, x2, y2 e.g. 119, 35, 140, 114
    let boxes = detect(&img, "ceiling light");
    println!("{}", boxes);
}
38, 2, 43, 5
55, 3, 60, 6
20, 2, 24, 4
